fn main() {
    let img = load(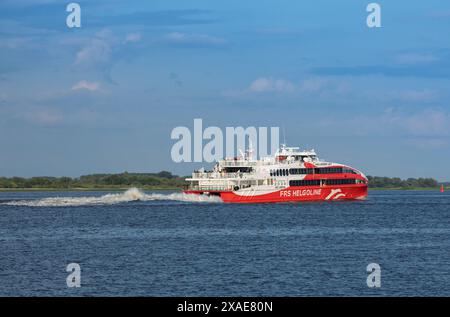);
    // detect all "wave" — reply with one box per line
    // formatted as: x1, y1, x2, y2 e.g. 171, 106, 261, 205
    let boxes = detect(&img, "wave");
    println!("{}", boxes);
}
2, 188, 222, 207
